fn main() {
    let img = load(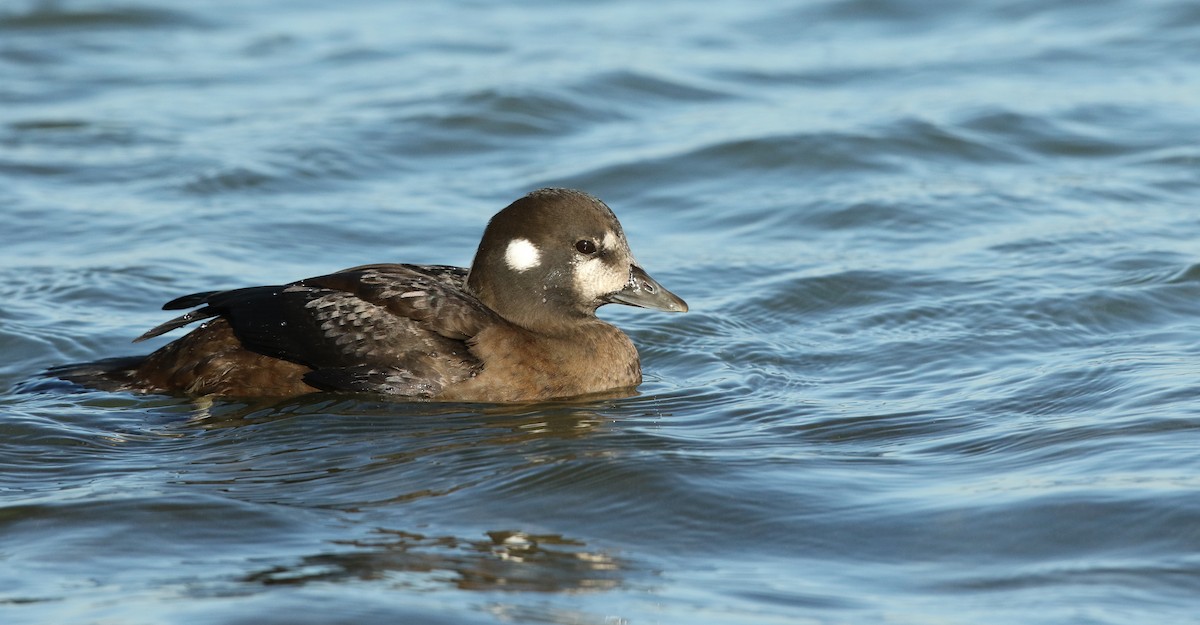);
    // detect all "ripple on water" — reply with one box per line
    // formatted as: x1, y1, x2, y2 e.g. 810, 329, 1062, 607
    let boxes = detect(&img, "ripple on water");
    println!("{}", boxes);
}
960, 107, 1164, 161
0, 5, 210, 31
399, 88, 623, 146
